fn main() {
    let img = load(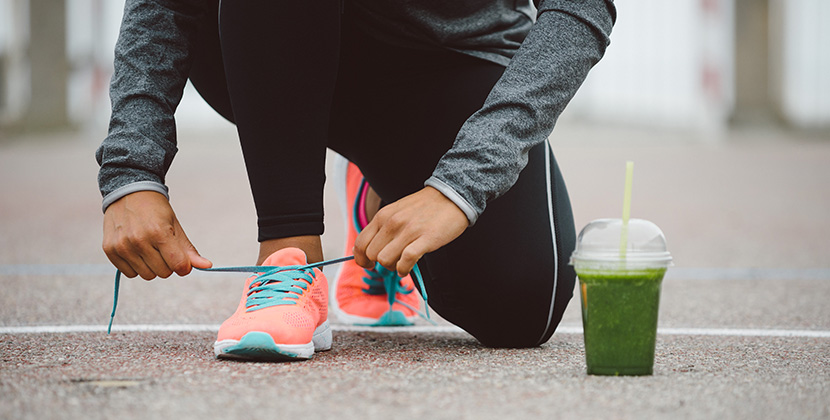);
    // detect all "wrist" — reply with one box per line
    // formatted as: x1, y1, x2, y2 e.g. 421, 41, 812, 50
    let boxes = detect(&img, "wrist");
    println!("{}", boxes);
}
105, 190, 171, 217
423, 177, 478, 226
102, 181, 169, 213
